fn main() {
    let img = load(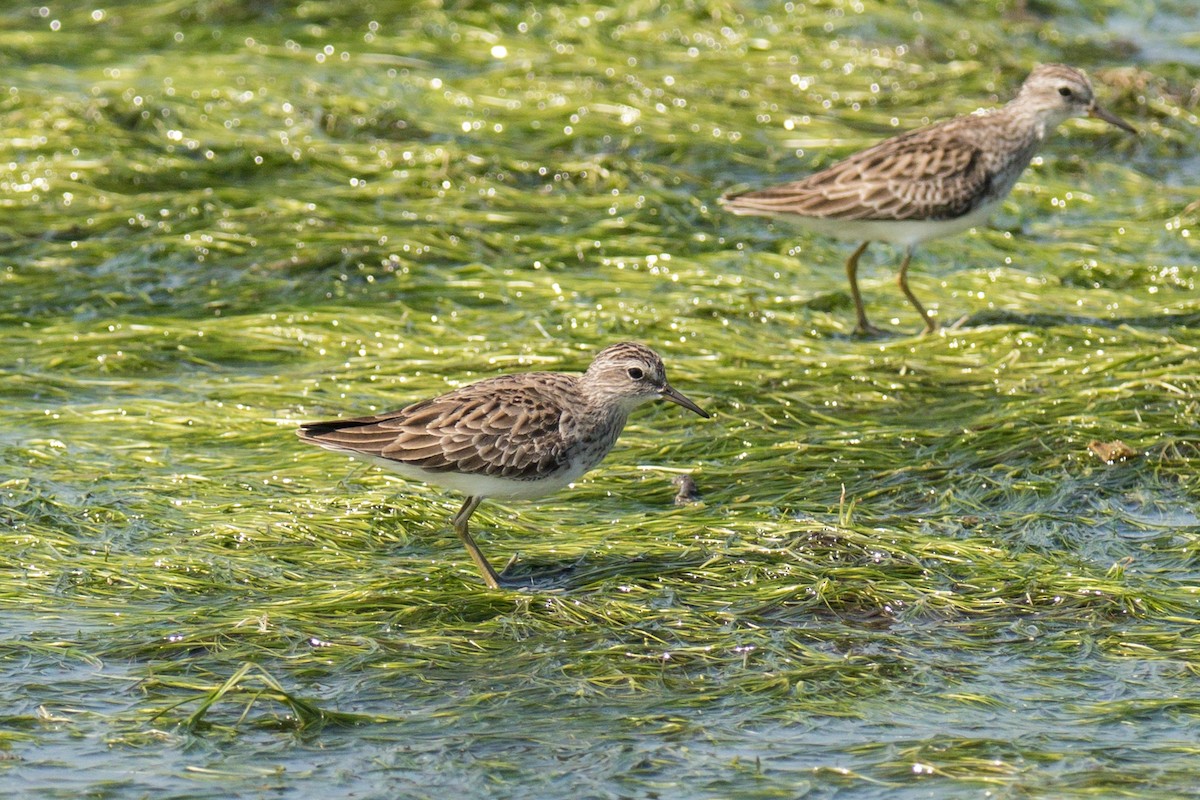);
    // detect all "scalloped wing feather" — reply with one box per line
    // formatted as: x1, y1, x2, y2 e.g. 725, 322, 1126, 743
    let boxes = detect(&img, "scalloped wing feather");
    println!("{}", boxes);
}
299, 374, 575, 480
724, 116, 1001, 222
